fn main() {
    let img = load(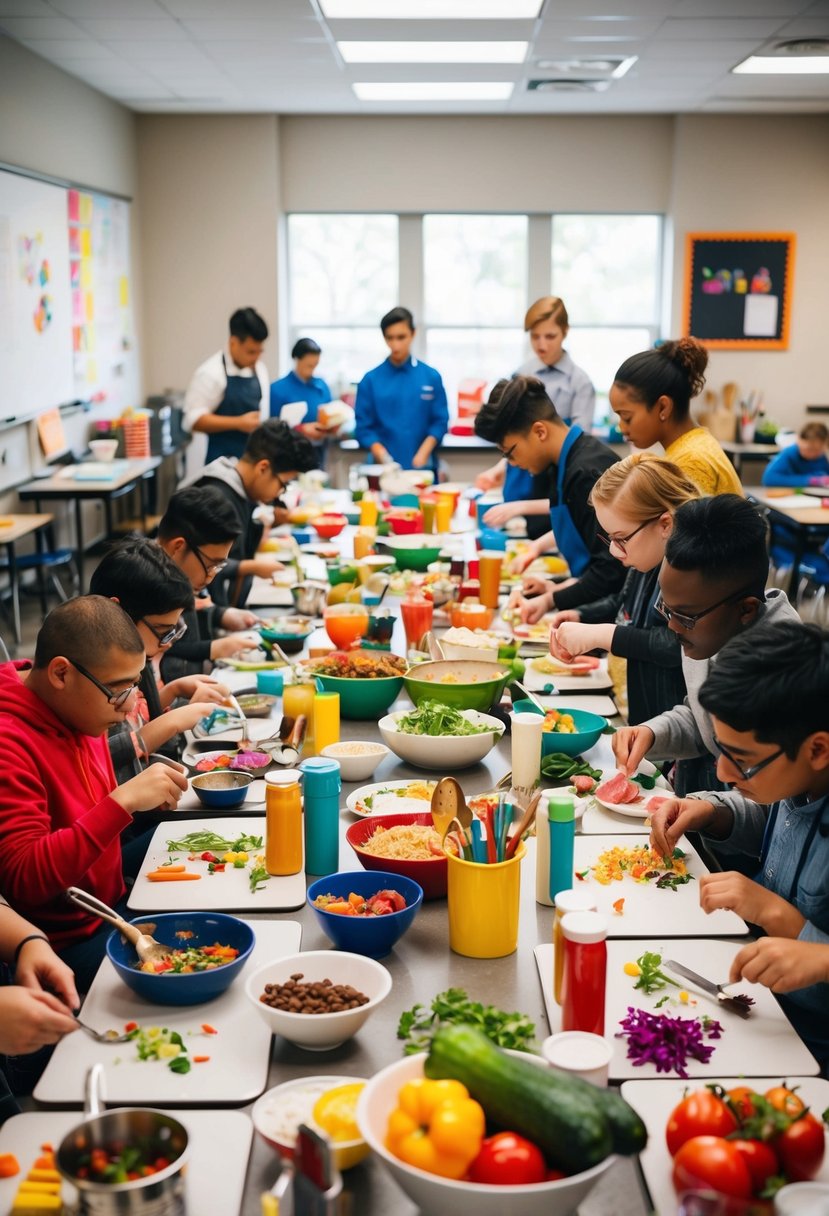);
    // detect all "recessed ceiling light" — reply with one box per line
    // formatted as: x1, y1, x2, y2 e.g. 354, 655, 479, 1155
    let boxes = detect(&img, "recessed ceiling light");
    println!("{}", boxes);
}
323, 1, 540, 17
733, 55, 829, 74
352, 81, 514, 101
338, 41, 528, 63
